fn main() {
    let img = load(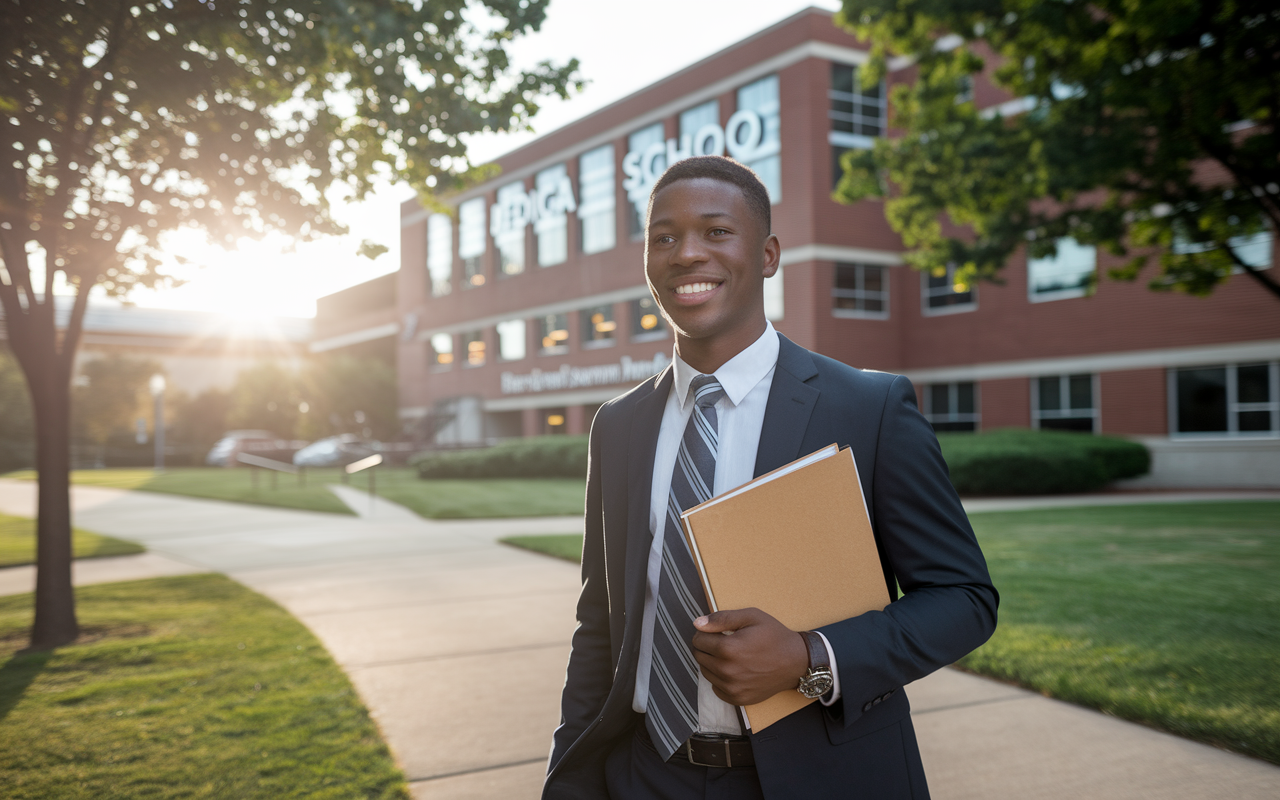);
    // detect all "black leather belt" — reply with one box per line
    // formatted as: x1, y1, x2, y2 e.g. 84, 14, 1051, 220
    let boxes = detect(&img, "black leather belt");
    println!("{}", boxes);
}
639, 726, 756, 768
